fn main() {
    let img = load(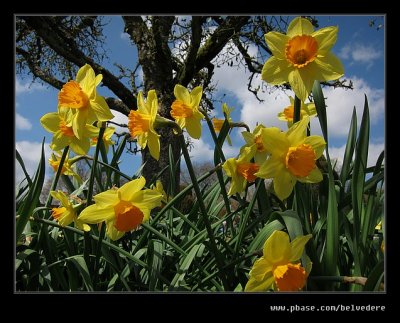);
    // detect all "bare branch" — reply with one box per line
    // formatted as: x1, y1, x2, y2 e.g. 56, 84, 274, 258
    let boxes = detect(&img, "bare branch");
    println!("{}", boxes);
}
21, 16, 137, 110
